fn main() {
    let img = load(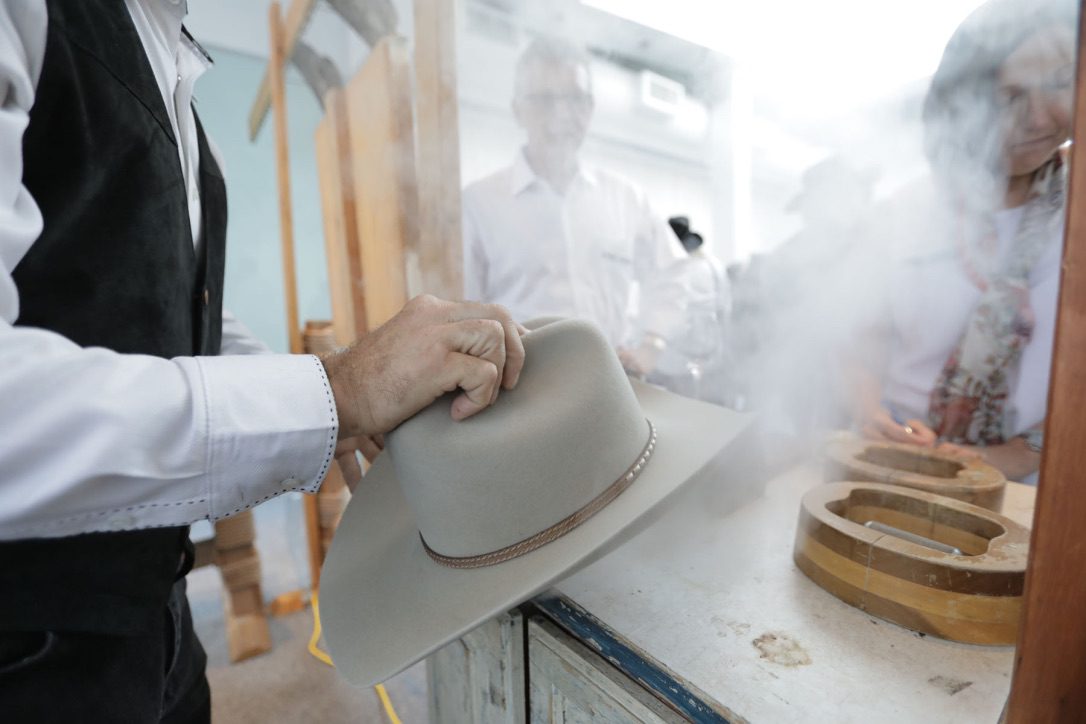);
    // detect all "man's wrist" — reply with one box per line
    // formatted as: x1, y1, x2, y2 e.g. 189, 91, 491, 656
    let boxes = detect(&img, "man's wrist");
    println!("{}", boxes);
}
319, 350, 363, 440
